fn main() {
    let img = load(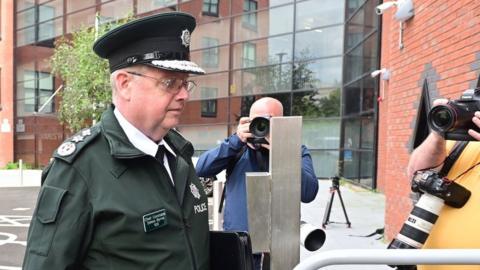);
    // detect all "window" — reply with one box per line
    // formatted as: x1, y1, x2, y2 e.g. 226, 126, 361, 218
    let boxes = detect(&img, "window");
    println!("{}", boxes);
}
242, 0, 257, 29
242, 42, 256, 68
18, 71, 54, 115
202, 37, 219, 68
201, 87, 218, 117
202, 0, 219, 16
